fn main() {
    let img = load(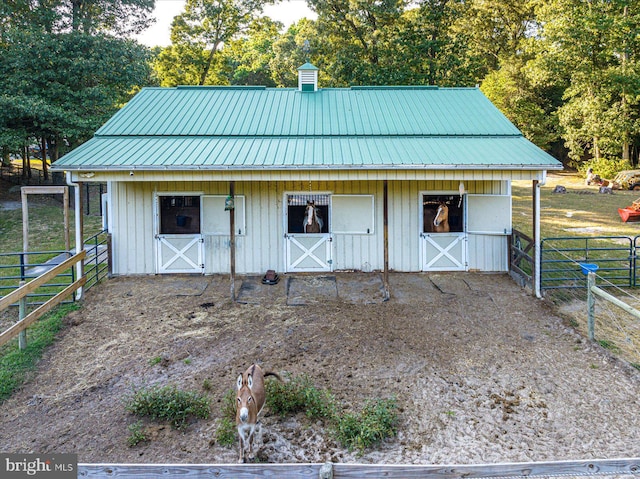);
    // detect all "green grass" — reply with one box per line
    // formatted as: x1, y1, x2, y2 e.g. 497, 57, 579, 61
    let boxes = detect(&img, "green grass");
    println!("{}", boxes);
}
334, 398, 399, 453
512, 172, 640, 289
597, 339, 621, 353
127, 420, 148, 447
0, 303, 79, 403
124, 384, 211, 429
0, 183, 104, 294
512, 172, 640, 239
266, 373, 338, 421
